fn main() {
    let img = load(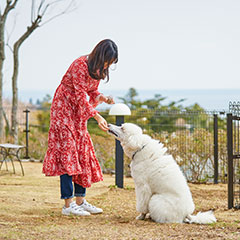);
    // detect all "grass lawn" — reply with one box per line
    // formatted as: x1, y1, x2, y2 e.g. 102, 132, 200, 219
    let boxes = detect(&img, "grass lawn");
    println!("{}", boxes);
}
0, 162, 239, 240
